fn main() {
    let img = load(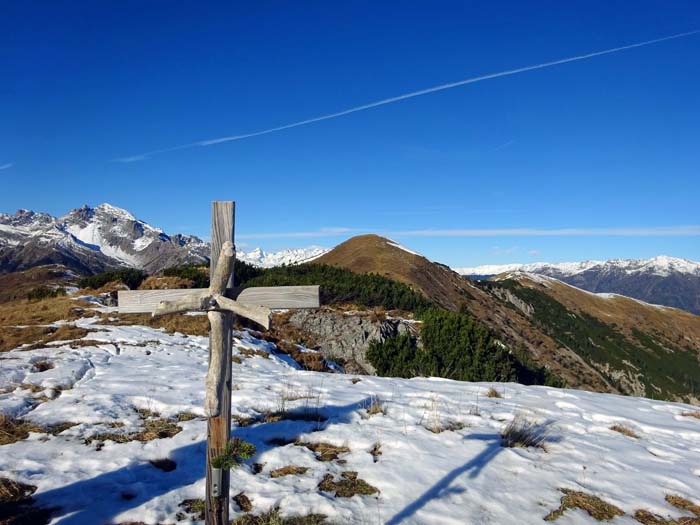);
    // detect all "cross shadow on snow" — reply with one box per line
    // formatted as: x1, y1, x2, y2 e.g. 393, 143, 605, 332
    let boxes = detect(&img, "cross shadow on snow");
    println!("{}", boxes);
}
385, 424, 561, 525
35, 398, 368, 525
